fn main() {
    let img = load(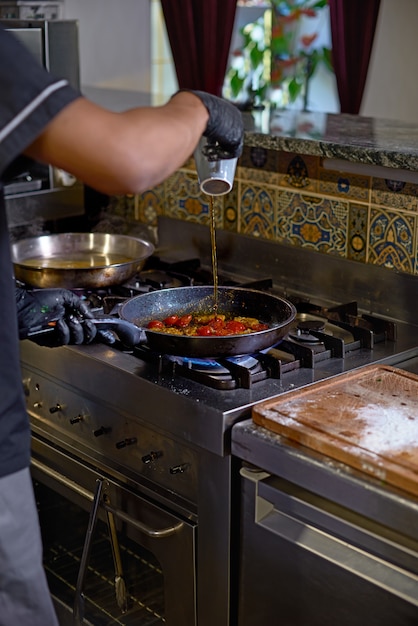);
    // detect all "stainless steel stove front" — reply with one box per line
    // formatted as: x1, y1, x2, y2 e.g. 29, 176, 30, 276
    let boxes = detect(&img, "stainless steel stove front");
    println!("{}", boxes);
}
31, 437, 195, 626
22, 341, 236, 626
21, 318, 418, 626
